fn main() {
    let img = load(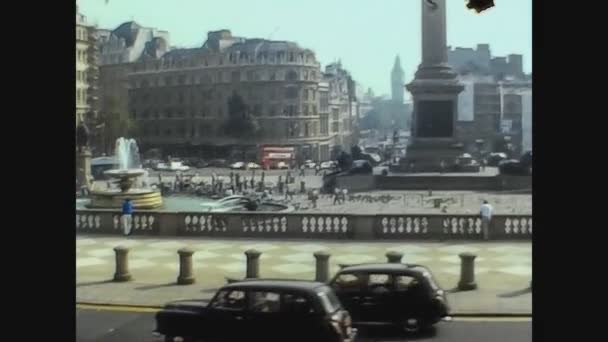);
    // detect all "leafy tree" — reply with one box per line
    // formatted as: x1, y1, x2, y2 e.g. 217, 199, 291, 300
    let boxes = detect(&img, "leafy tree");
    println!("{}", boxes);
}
360, 109, 380, 130
350, 145, 363, 160
337, 151, 353, 171
223, 91, 259, 139
99, 96, 135, 155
